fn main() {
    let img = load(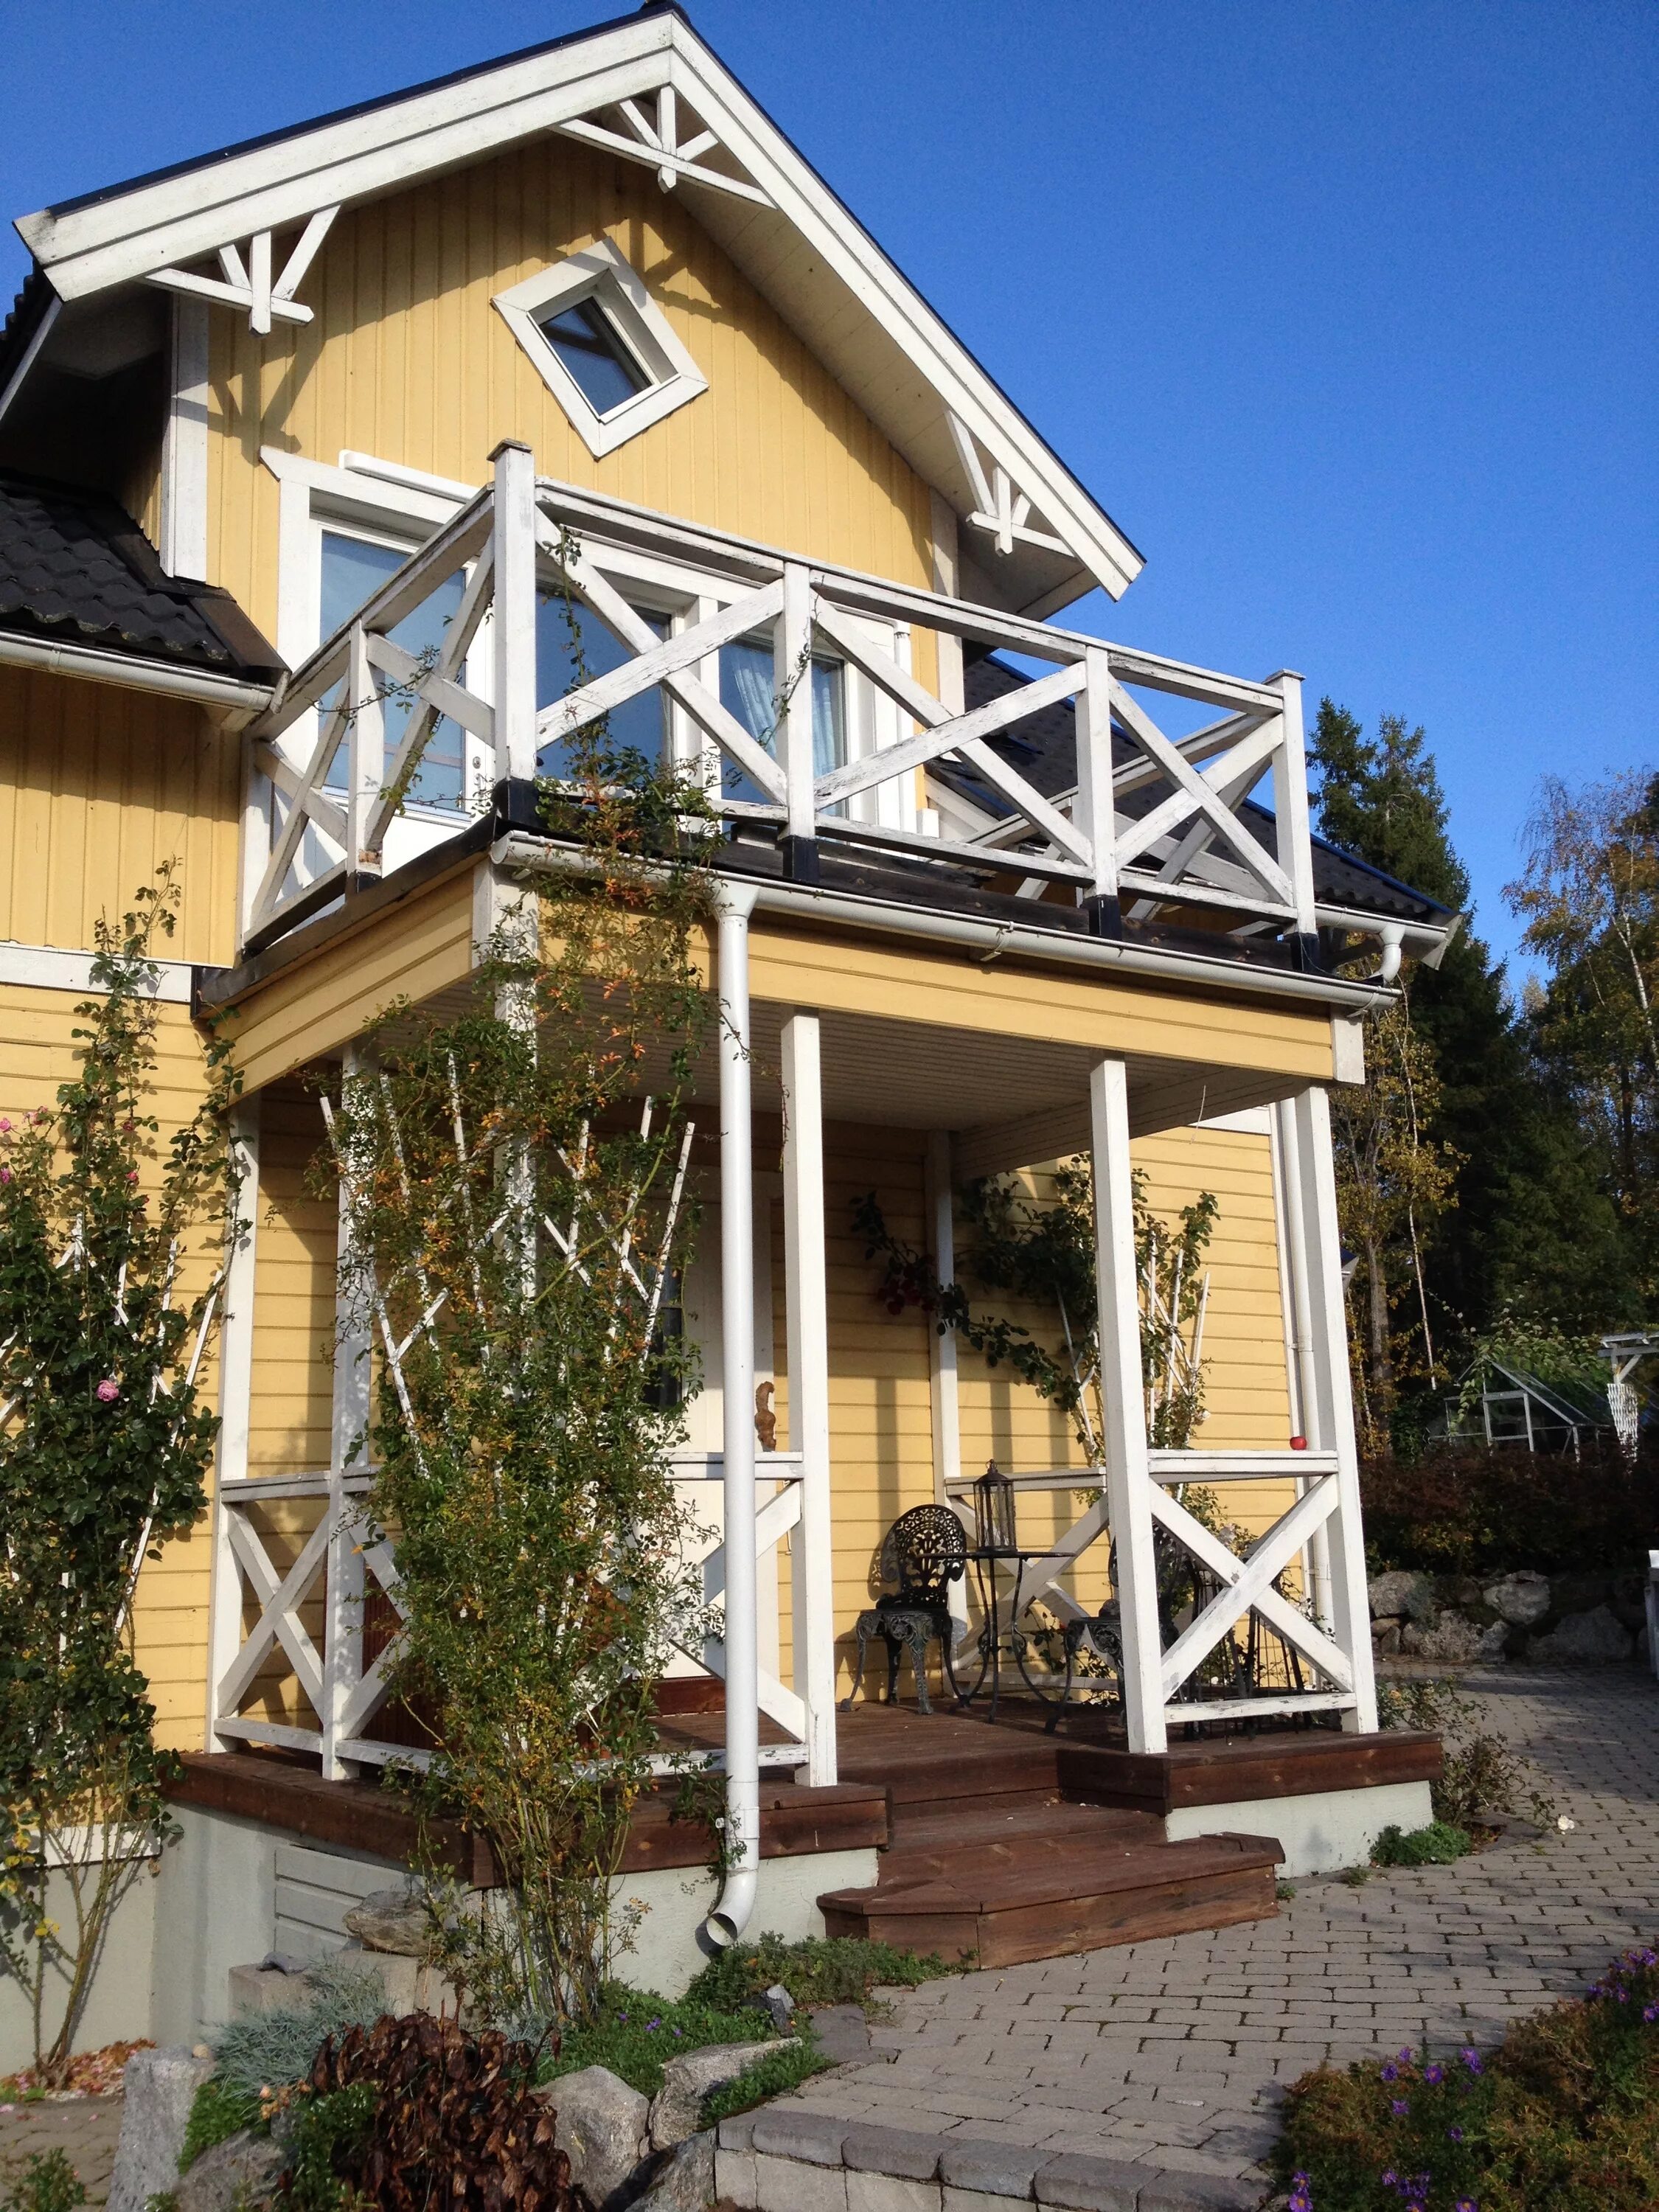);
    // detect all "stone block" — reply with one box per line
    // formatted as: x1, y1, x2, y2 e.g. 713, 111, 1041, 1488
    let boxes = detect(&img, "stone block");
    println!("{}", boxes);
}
848, 2174, 943, 2212
107, 2045, 216, 2212
174, 2126, 287, 2212
228, 1963, 315, 2016
938, 2137, 1042, 2197
1033, 2149, 1147, 2211
341, 1887, 429, 1955
842, 2124, 946, 2179
649, 2037, 796, 2149
719, 2111, 761, 2152
1136, 2172, 1262, 2212
945, 2191, 1032, 2212
751, 2105, 850, 2164
717, 2143, 760, 2209
813, 2002, 877, 2063
754, 2149, 850, 2212
631, 2128, 715, 2212
533, 2063, 648, 2212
